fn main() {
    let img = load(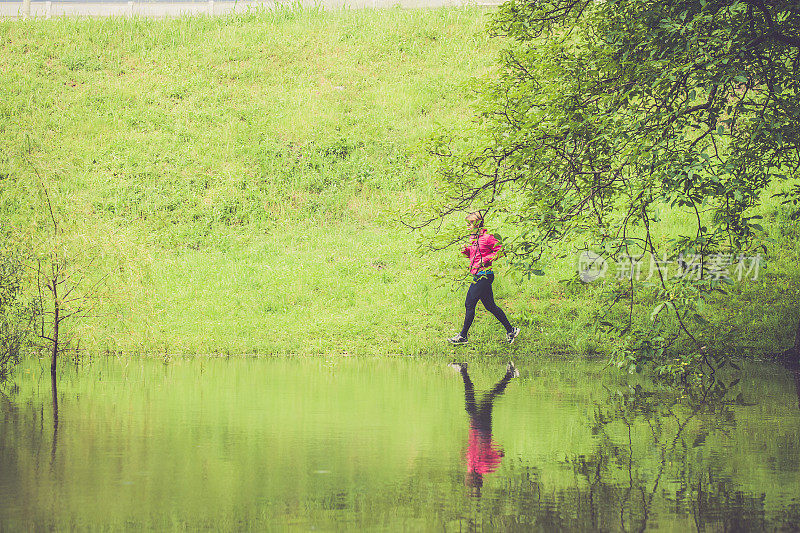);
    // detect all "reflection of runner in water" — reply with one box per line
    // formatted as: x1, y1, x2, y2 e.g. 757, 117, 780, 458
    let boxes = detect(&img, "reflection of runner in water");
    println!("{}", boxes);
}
449, 361, 519, 497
